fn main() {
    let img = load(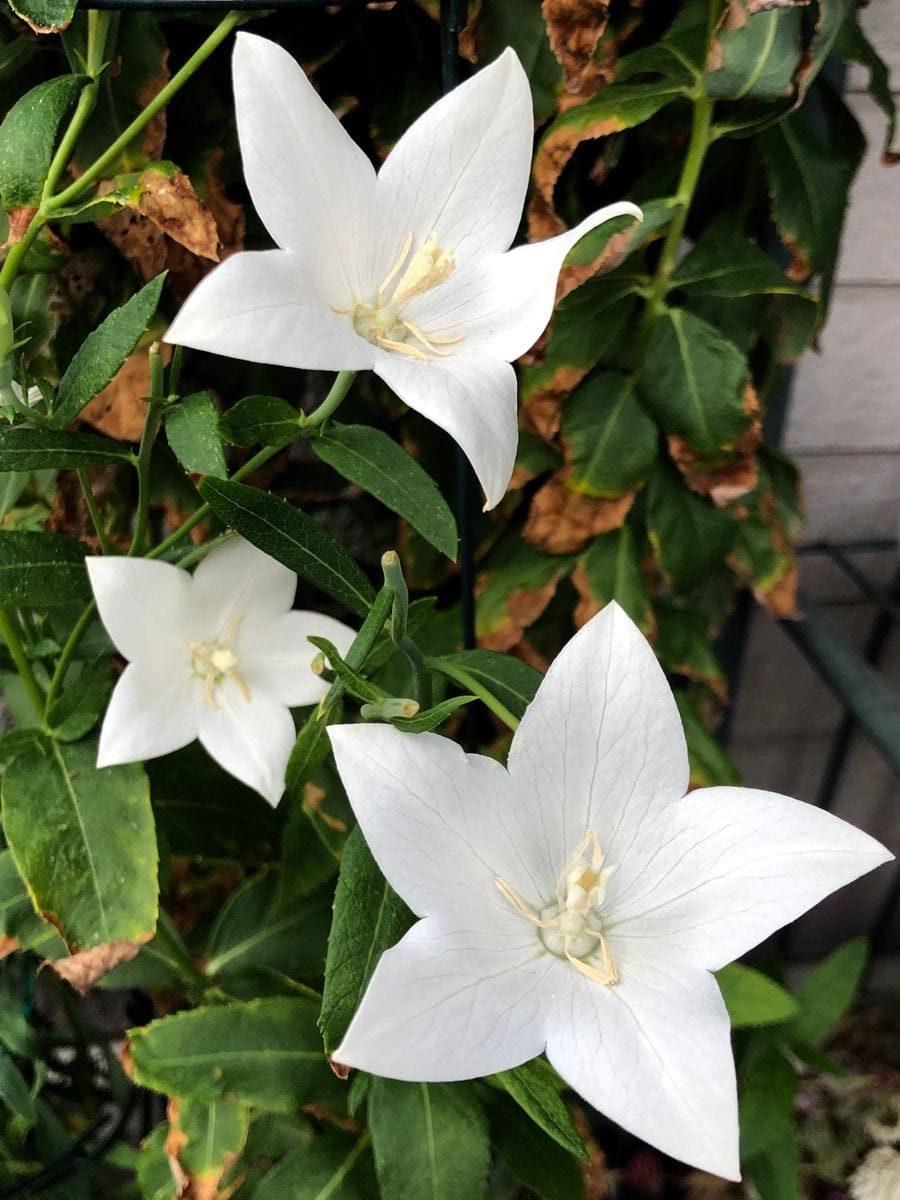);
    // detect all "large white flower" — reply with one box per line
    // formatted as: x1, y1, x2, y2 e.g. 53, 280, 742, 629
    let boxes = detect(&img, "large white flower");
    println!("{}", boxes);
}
164, 34, 640, 510
88, 536, 355, 804
328, 603, 892, 1179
